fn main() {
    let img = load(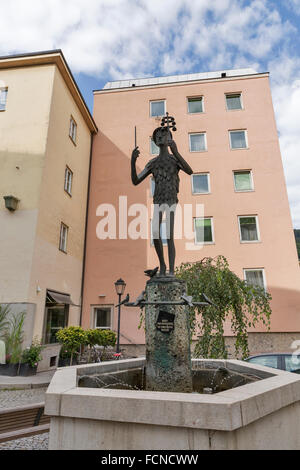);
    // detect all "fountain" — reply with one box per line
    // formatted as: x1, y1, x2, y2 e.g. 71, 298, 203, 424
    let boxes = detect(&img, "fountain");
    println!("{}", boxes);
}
45, 115, 300, 449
